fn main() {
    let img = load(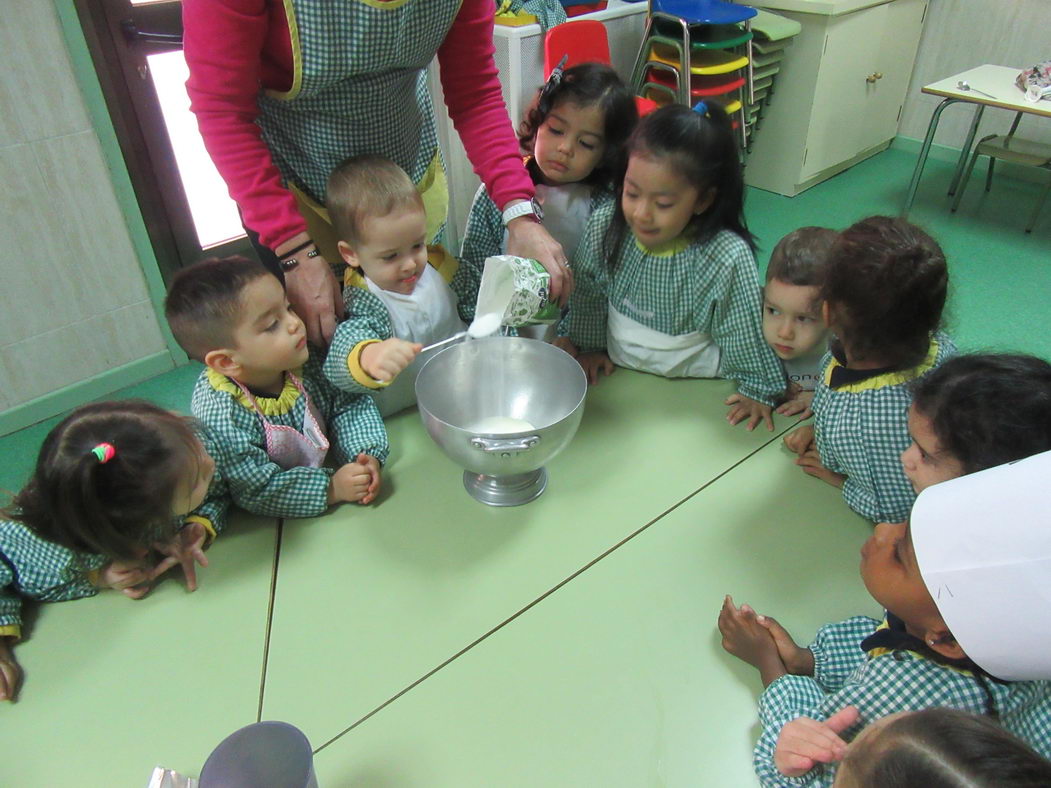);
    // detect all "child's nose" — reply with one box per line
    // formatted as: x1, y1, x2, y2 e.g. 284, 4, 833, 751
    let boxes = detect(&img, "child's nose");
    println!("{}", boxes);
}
901, 444, 916, 468
777, 321, 794, 339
